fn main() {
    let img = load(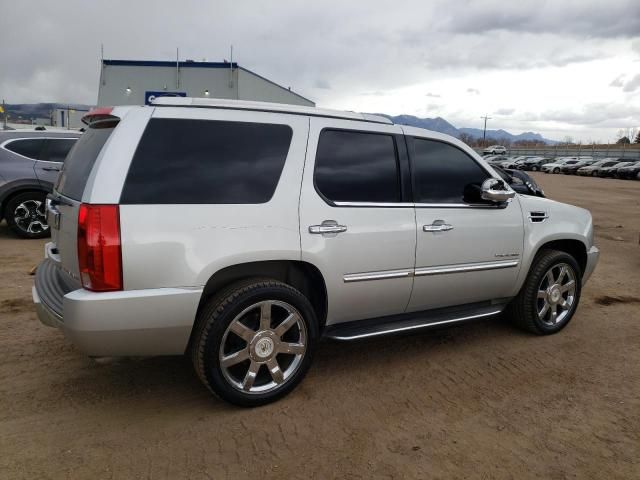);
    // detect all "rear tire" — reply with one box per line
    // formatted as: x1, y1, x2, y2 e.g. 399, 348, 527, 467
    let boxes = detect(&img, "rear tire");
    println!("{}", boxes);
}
508, 249, 582, 335
4, 191, 50, 239
191, 278, 318, 407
